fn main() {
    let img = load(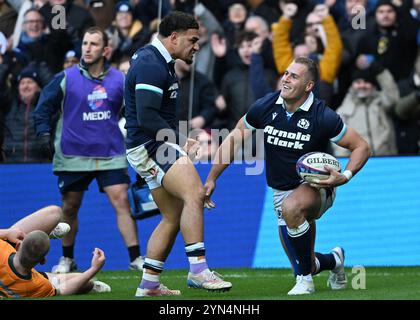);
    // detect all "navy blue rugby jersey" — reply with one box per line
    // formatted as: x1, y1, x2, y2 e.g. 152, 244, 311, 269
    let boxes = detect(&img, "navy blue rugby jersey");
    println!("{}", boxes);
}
245, 91, 346, 190
124, 37, 179, 149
